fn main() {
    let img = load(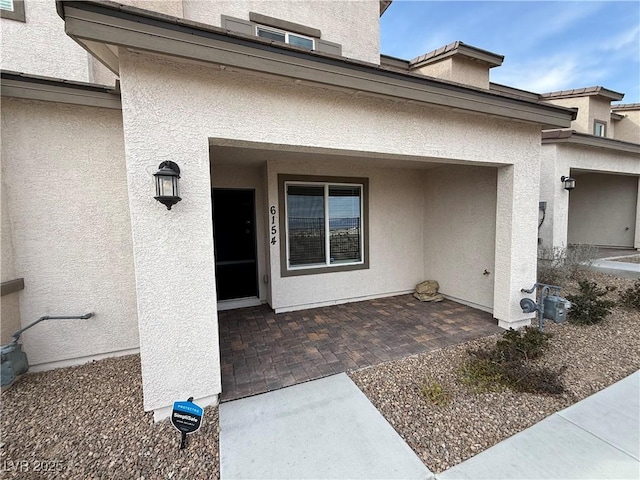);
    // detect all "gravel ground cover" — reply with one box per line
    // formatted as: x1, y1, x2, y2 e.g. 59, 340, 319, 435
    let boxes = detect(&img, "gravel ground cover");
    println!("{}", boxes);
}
1, 355, 219, 480
349, 272, 640, 474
